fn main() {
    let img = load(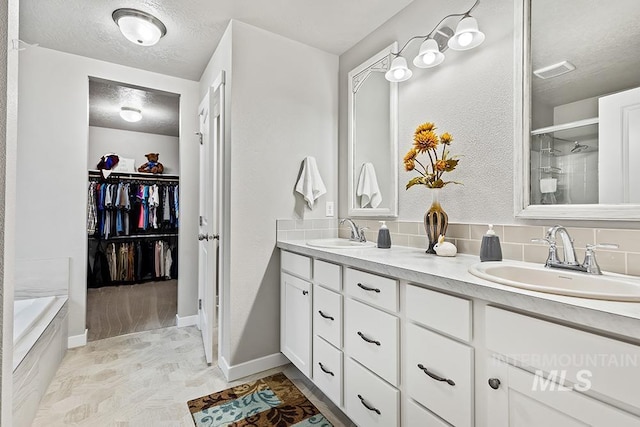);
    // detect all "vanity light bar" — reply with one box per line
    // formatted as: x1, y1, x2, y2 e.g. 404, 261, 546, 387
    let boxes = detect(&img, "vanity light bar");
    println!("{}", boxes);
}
385, 0, 485, 82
